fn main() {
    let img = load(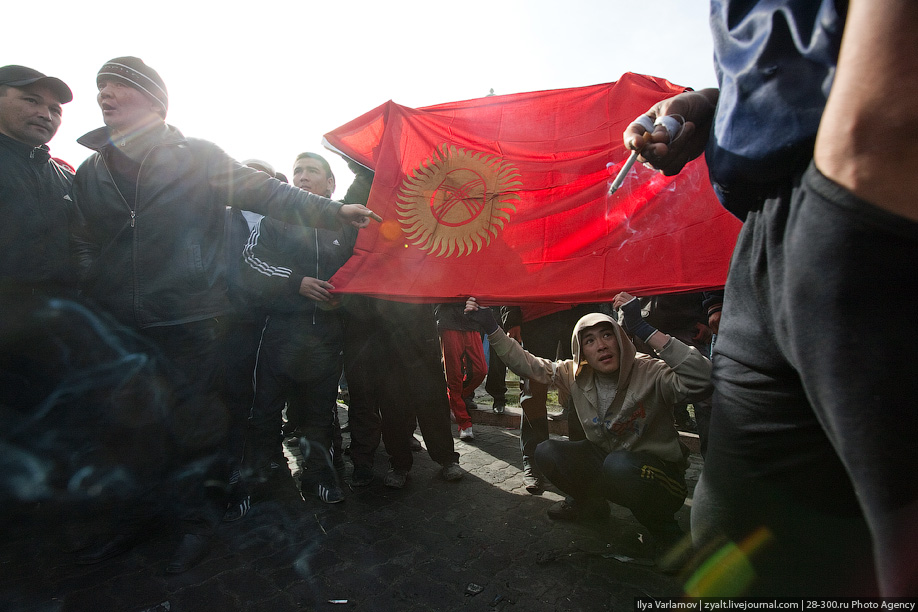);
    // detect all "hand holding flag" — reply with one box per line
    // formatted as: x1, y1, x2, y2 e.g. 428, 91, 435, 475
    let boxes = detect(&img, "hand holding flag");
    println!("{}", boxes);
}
339, 203, 383, 228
